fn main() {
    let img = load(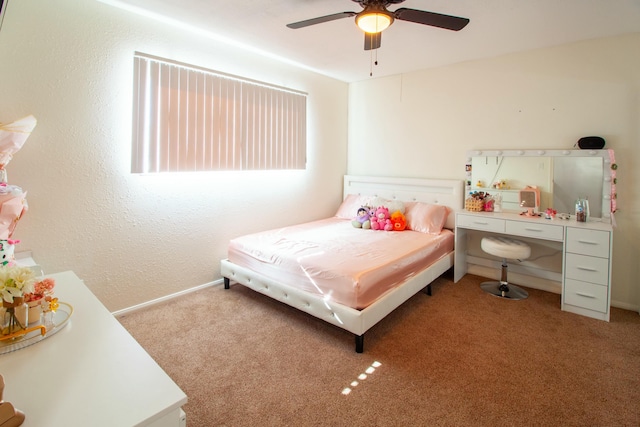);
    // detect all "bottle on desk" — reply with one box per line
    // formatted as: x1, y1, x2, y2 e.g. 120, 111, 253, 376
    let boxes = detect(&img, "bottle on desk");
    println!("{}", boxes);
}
493, 193, 502, 212
575, 198, 589, 222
